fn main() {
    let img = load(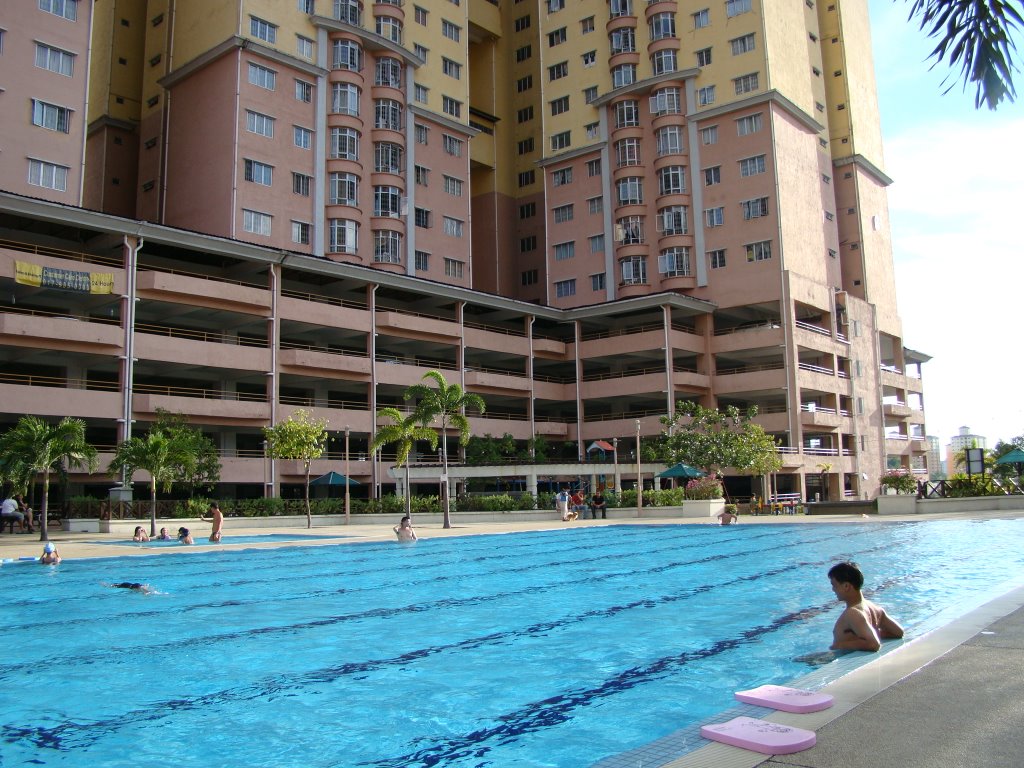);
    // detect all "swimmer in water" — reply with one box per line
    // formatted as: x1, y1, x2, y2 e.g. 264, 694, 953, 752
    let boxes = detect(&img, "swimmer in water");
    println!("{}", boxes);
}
40, 542, 61, 564
132, 526, 150, 542
177, 526, 194, 545
156, 527, 171, 541
394, 515, 417, 542
828, 561, 903, 652
105, 582, 156, 594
